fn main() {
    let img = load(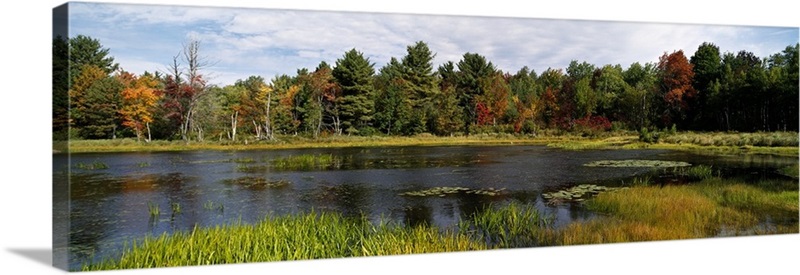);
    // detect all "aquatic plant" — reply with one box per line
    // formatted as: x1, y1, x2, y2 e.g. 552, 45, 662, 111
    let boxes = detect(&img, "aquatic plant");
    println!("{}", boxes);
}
672, 165, 715, 180
459, 202, 552, 247
147, 202, 160, 217
170, 202, 181, 214
399, 186, 506, 197
137, 162, 150, 168
270, 154, 341, 170
230, 157, 256, 163
222, 177, 290, 189
75, 160, 109, 170
584, 159, 691, 168
777, 163, 799, 179
541, 184, 626, 205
